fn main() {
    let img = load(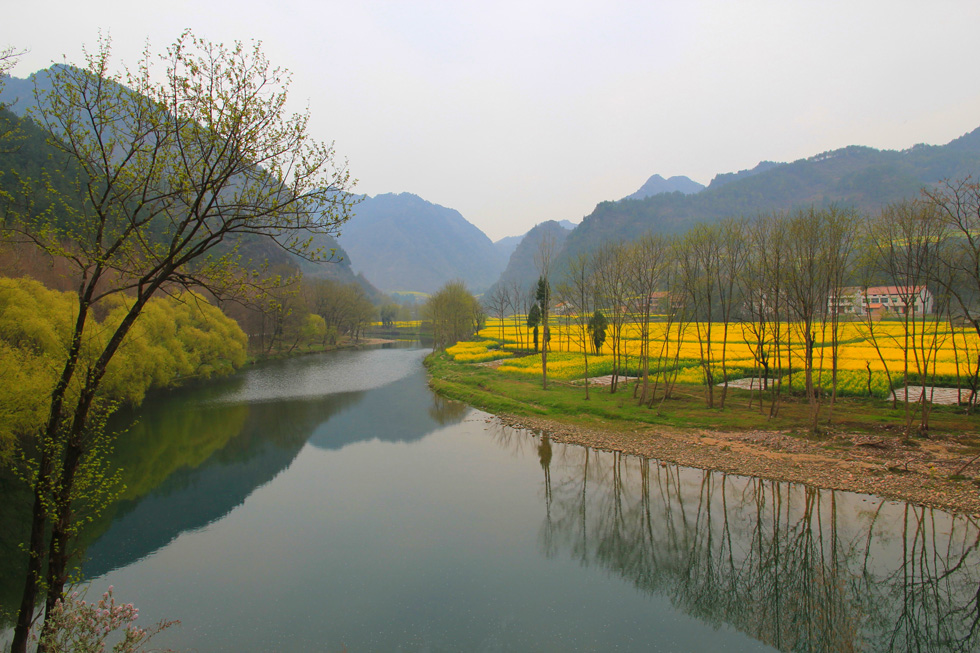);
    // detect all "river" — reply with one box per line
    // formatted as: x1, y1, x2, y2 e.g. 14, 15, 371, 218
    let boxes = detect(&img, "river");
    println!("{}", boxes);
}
14, 345, 980, 651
